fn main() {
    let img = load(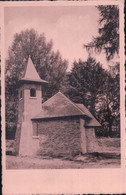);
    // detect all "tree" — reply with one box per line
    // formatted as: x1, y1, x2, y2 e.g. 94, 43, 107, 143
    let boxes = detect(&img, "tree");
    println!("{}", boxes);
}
6, 28, 68, 139
83, 5, 120, 137
84, 5, 119, 61
95, 63, 120, 137
63, 57, 120, 137
65, 57, 107, 116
